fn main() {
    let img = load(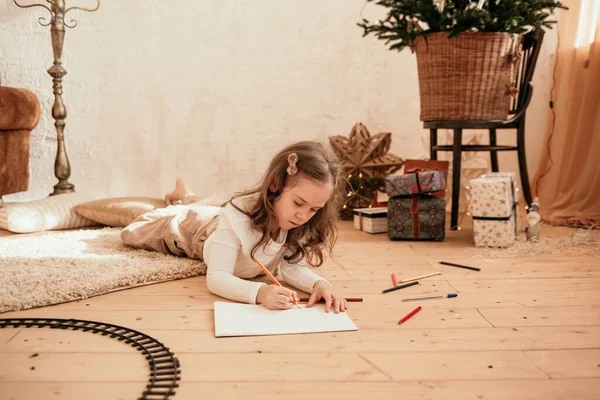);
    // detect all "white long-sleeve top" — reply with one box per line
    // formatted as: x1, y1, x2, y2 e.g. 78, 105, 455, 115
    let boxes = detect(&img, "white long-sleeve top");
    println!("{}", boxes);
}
203, 195, 329, 304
